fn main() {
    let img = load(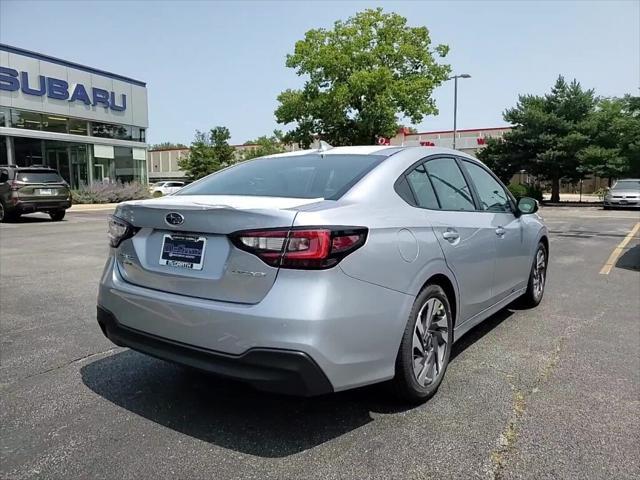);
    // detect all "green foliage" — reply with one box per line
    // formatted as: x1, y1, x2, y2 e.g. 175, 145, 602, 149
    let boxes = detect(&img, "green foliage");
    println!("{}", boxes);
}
508, 183, 527, 200
150, 142, 187, 150
477, 137, 524, 185
579, 95, 640, 179
478, 77, 639, 202
525, 184, 544, 201
242, 130, 287, 160
275, 8, 451, 147
72, 181, 150, 204
178, 127, 236, 181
